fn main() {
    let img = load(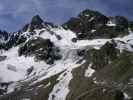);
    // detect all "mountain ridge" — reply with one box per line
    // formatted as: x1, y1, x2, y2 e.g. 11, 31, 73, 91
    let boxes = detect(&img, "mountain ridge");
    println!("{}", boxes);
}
0, 9, 133, 100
